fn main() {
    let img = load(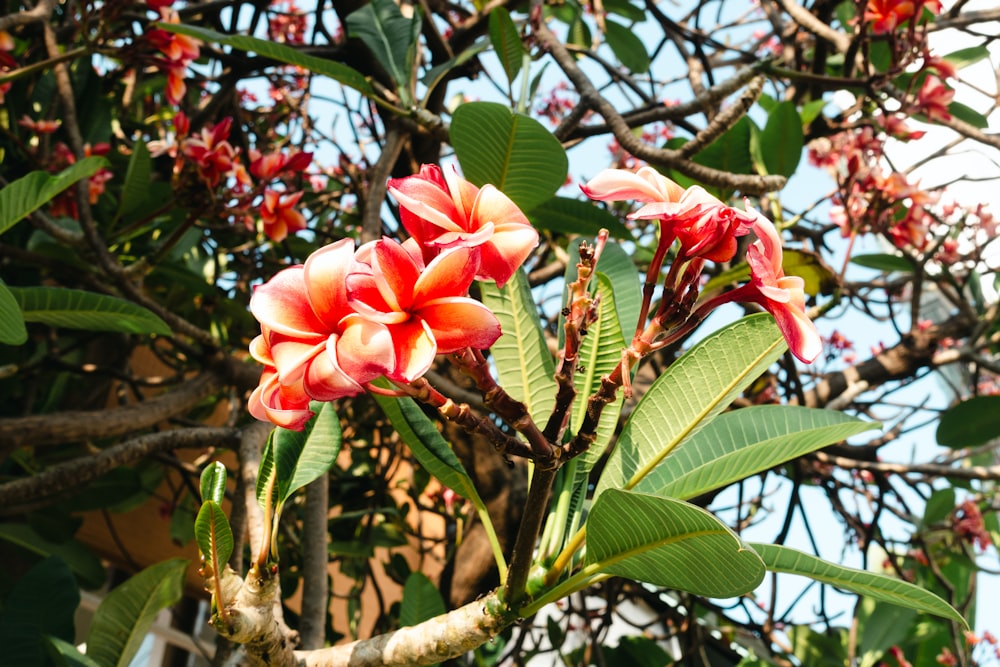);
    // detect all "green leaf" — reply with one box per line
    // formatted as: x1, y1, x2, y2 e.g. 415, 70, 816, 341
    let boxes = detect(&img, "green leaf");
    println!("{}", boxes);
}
0, 278, 27, 344
936, 396, 1000, 448
595, 241, 642, 344
346, 0, 421, 100
116, 141, 151, 220
757, 101, 802, 178
158, 24, 373, 97
586, 489, 765, 597
640, 405, 879, 500
45, 636, 102, 667
604, 20, 650, 74
0, 556, 79, 644
595, 314, 786, 501
10, 287, 171, 335
572, 273, 627, 471
941, 45, 991, 71
527, 195, 631, 240
422, 38, 490, 100
857, 600, 917, 667
0, 523, 105, 589
85, 558, 188, 667
800, 98, 827, 126
200, 461, 228, 505
277, 402, 341, 504
489, 7, 525, 84
947, 100, 989, 129
452, 101, 568, 212
194, 500, 233, 567
749, 543, 966, 626
372, 389, 483, 507
480, 269, 556, 425
850, 252, 913, 273
400, 572, 446, 628
0, 157, 107, 237
602, 0, 646, 22
693, 115, 754, 178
